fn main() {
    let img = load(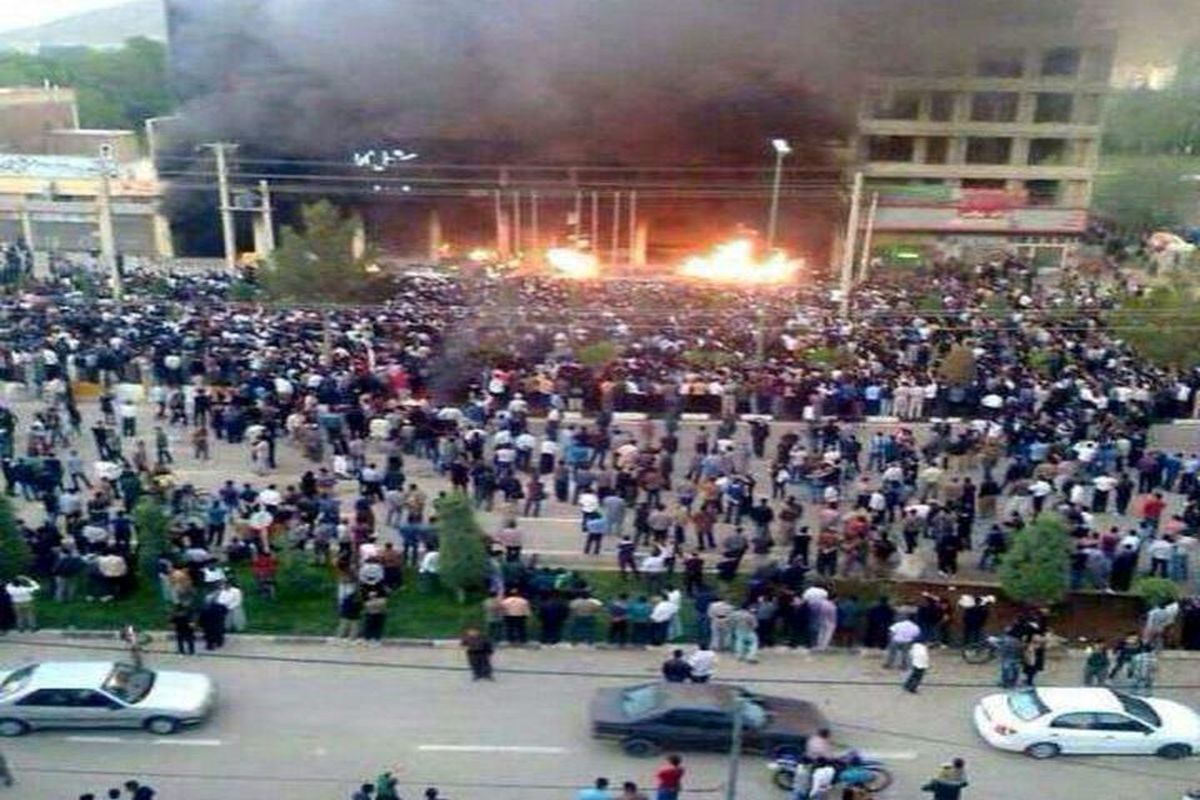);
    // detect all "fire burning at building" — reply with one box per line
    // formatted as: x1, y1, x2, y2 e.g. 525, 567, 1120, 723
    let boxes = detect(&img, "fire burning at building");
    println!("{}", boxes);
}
677, 239, 802, 284
545, 247, 600, 279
